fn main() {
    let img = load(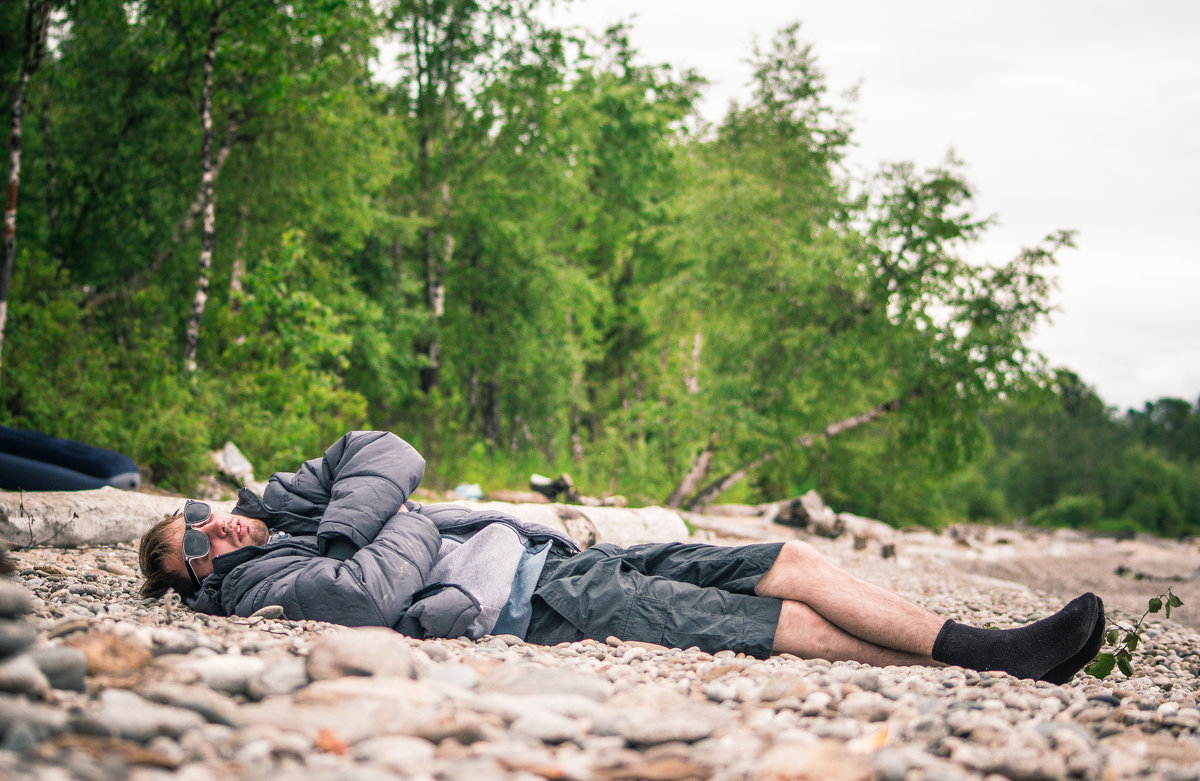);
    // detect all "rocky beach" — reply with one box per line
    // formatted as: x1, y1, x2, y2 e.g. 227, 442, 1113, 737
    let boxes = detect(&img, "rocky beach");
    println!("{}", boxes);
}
1, 510, 1198, 781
